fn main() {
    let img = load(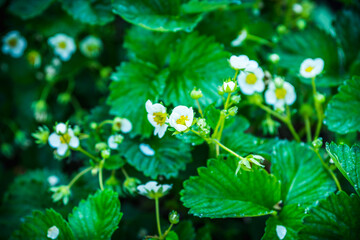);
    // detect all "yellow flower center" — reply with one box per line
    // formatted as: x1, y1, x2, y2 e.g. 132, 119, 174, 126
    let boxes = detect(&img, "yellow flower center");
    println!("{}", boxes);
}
60, 133, 71, 144
86, 44, 98, 52
275, 88, 287, 99
153, 112, 167, 126
305, 66, 314, 72
58, 41, 67, 49
8, 38, 18, 47
245, 73, 257, 84
176, 115, 189, 126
